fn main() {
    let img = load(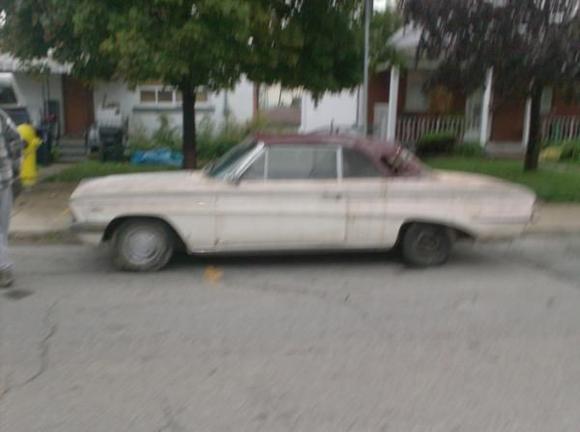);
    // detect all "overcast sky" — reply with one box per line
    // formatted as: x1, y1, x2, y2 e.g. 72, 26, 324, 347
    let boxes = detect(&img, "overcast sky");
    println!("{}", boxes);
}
374, 0, 388, 10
